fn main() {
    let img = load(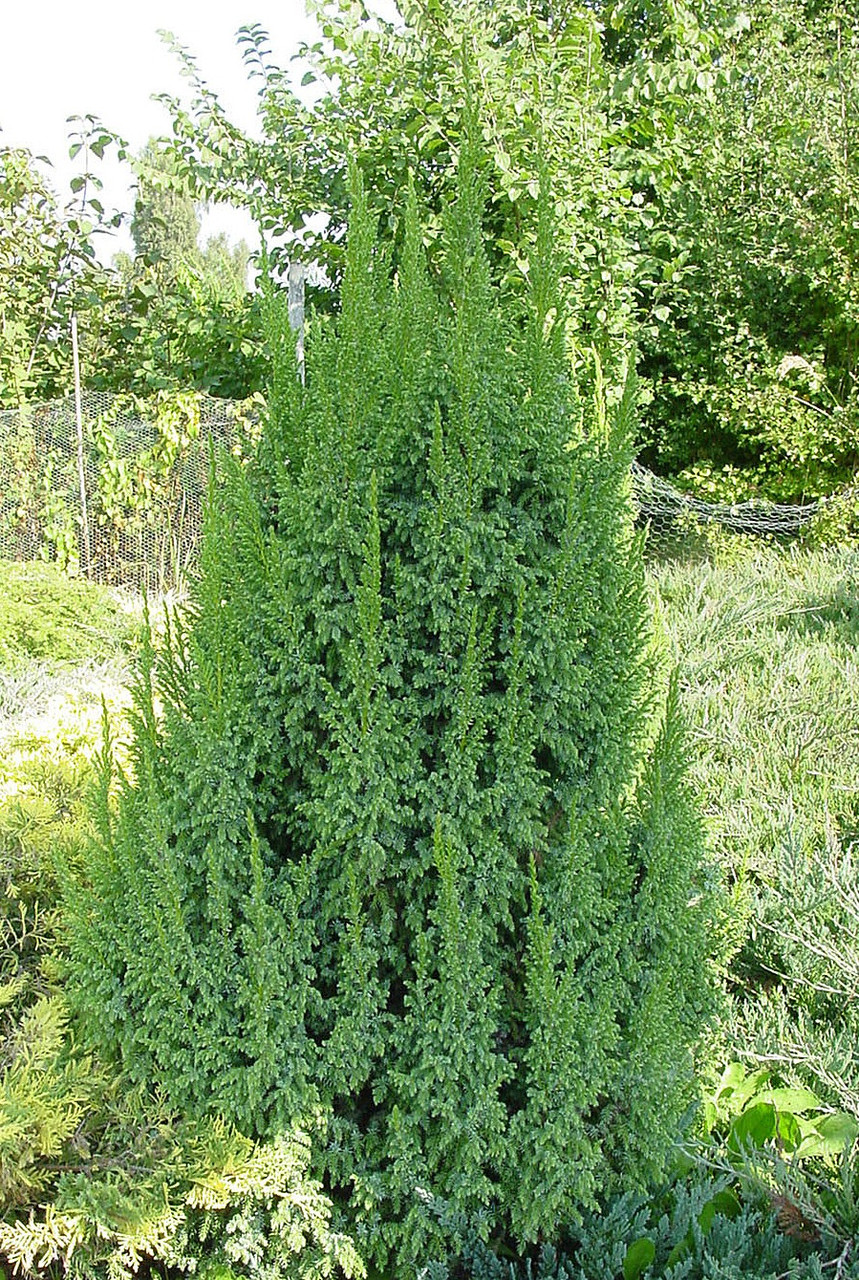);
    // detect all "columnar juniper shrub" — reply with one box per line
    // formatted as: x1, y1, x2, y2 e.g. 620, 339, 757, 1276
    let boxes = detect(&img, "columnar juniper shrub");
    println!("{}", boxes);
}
66, 148, 712, 1271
